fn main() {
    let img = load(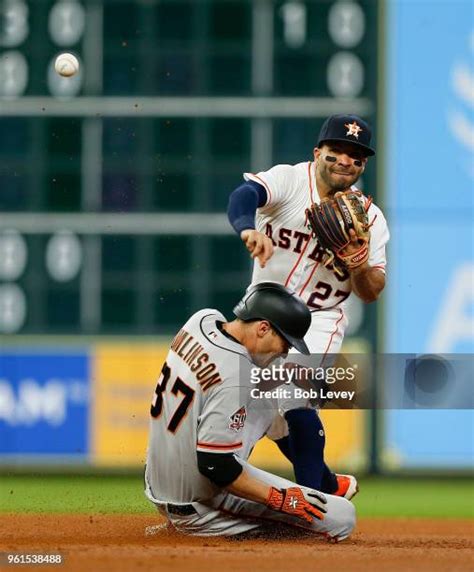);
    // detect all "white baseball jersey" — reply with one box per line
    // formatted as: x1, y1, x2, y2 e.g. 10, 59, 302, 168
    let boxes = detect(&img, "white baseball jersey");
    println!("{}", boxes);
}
244, 162, 389, 311
145, 309, 277, 505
